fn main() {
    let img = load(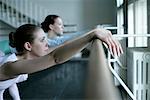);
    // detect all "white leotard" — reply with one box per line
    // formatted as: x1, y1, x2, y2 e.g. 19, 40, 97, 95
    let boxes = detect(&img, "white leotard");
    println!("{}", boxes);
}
0, 53, 28, 91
